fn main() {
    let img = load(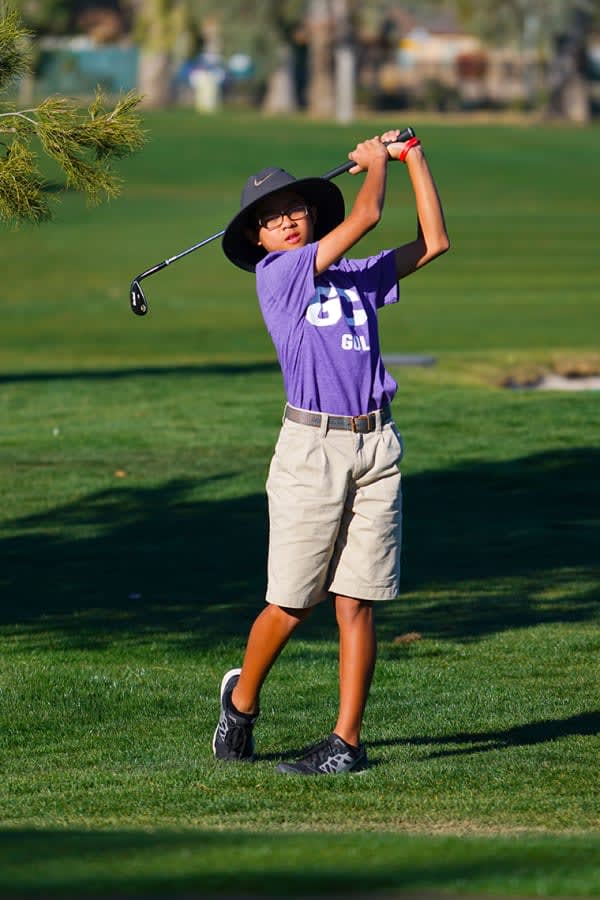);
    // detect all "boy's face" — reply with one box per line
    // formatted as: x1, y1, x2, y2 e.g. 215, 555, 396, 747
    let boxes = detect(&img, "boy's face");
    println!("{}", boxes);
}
253, 190, 315, 254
